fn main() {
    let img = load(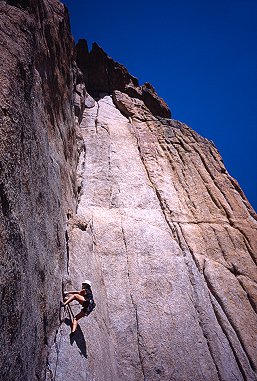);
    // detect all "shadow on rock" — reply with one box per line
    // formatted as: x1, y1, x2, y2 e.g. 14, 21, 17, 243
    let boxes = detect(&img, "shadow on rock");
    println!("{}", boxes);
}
64, 318, 88, 358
